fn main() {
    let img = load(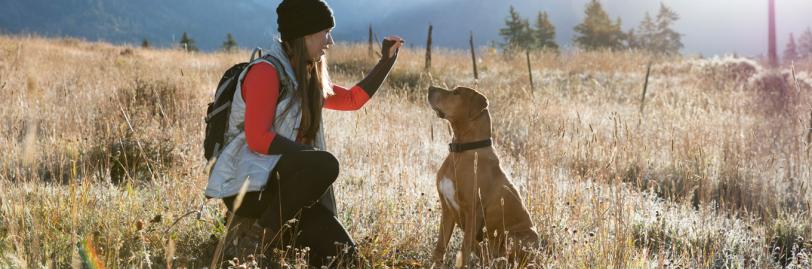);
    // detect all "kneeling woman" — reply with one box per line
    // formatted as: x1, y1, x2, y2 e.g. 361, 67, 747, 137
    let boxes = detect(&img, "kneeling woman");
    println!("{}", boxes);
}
205, 0, 402, 266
